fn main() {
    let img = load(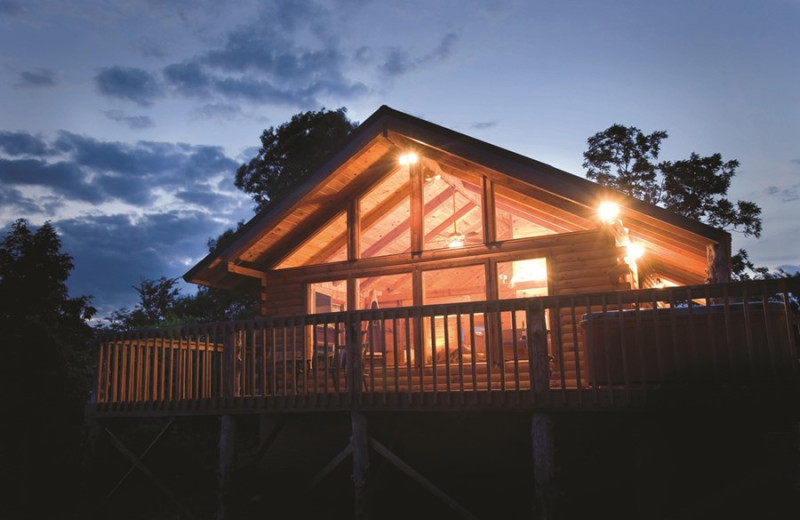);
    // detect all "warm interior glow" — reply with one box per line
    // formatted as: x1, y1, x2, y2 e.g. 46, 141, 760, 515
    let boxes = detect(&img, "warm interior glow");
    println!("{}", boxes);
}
511, 258, 548, 284
447, 233, 465, 248
598, 201, 620, 224
398, 152, 418, 165
626, 242, 645, 261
